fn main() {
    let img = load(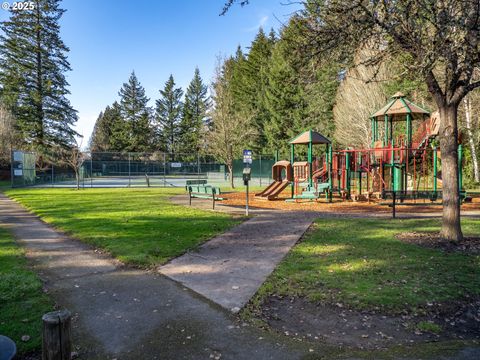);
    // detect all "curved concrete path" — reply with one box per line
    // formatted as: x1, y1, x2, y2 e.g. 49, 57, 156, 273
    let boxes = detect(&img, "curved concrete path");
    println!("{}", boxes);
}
161, 196, 318, 312
0, 194, 307, 359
